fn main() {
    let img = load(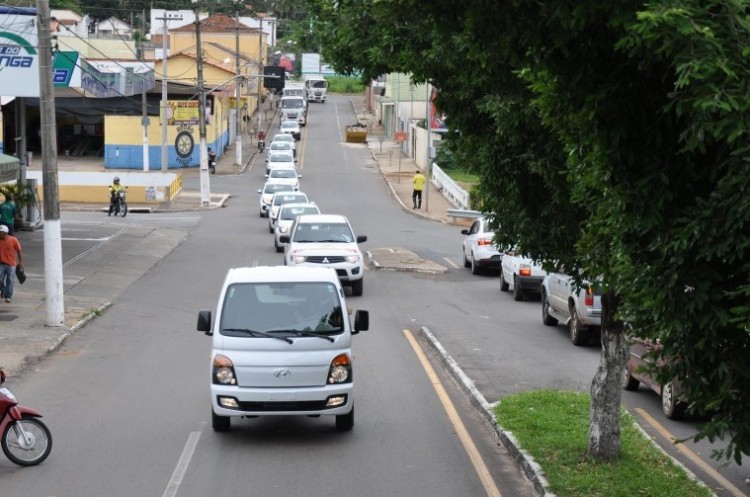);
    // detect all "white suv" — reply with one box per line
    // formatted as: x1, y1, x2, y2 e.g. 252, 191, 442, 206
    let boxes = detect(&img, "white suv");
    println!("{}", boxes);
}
500, 249, 548, 301
280, 214, 367, 296
541, 272, 602, 346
